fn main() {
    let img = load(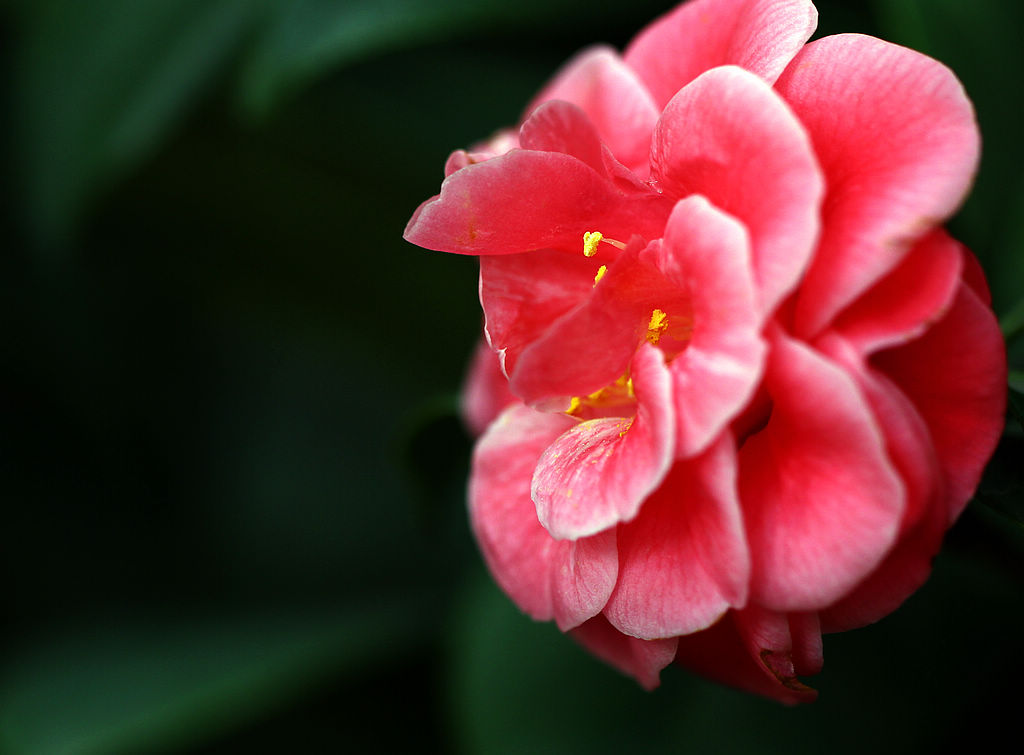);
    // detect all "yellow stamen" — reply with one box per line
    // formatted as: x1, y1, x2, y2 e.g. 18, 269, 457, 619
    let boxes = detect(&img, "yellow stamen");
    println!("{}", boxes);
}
593, 265, 607, 285
566, 396, 581, 415
646, 308, 669, 345
582, 231, 602, 257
